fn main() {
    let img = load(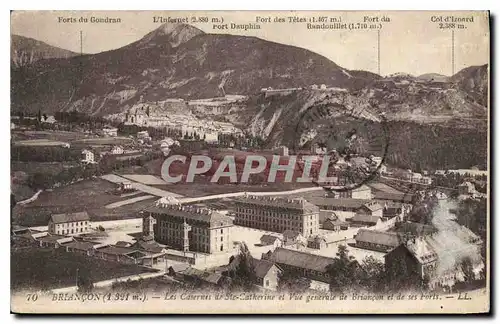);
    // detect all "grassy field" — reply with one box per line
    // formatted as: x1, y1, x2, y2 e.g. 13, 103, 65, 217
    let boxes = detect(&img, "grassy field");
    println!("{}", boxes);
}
13, 139, 70, 147
11, 161, 79, 176
11, 248, 155, 291
11, 130, 89, 143
13, 178, 126, 226
73, 137, 133, 145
